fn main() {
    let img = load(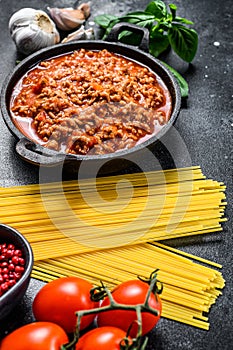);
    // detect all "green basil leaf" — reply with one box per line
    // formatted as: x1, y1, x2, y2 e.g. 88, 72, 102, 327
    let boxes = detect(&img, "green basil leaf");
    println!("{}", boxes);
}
169, 4, 177, 11
146, 0, 168, 19
157, 20, 172, 31
168, 24, 198, 62
119, 12, 155, 29
121, 11, 155, 21
149, 32, 170, 57
174, 16, 194, 25
161, 61, 189, 98
94, 14, 118, 29
169, 4, 177, 20
102, 19, 121, 39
